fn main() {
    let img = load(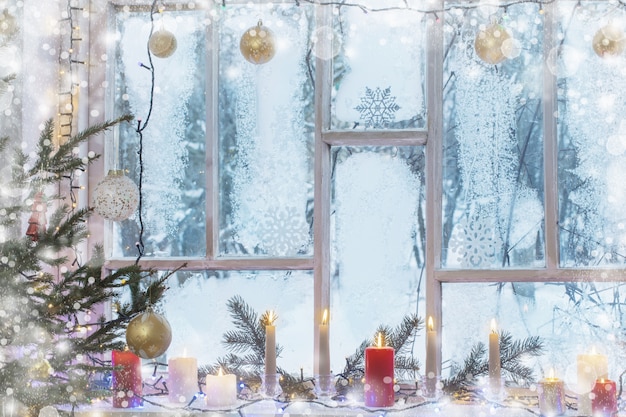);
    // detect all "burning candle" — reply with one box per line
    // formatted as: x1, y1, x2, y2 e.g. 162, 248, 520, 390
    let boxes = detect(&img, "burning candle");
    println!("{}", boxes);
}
488, 319, 501, 393
577, 346, 608, 415
424, 316, 438, 397
318, 309, 331, 376
205, 368, 237, 408
591, 378, 617, 416
538, 368, 565, 417
265, 310, 277, 376
112, 349, 142, 408
364, 332, 395, 407
167, 350, 198, 404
